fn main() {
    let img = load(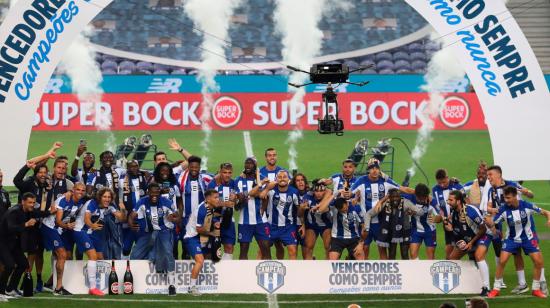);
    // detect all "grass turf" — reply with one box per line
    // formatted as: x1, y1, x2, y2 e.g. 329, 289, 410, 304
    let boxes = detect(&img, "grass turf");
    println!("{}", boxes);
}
3, 129, 549, 307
